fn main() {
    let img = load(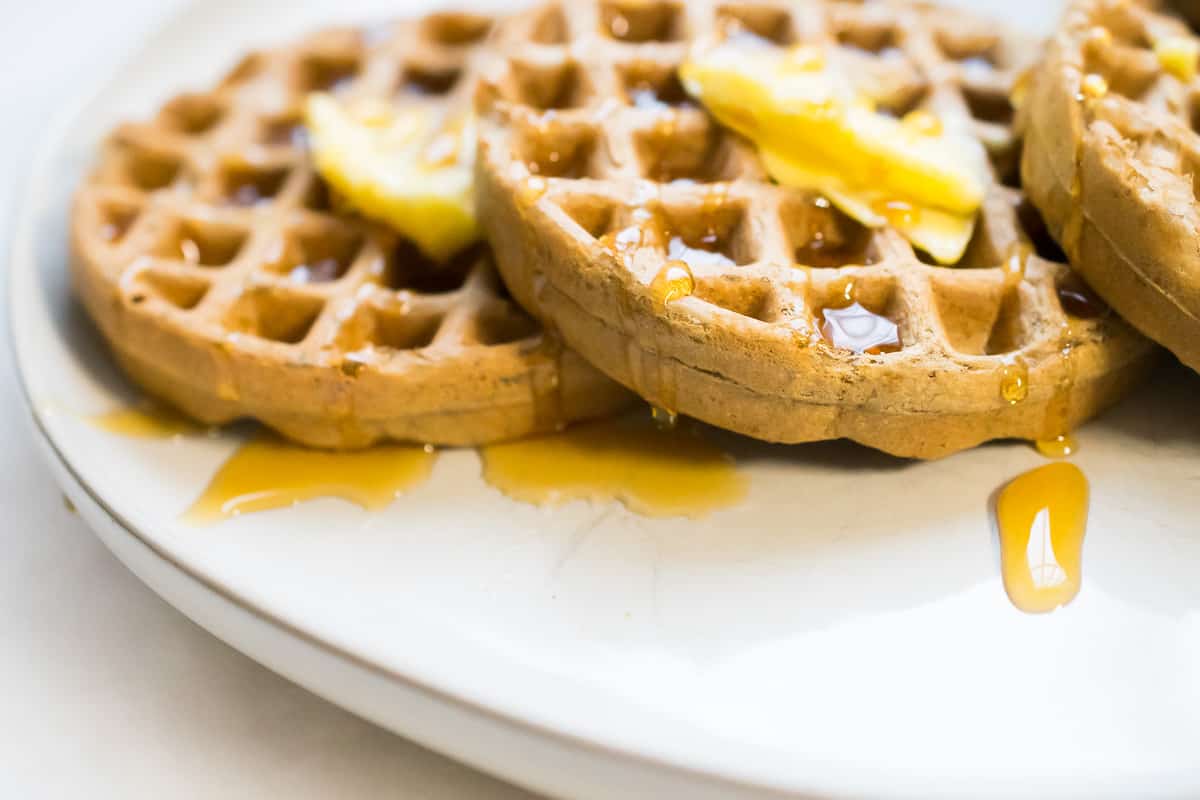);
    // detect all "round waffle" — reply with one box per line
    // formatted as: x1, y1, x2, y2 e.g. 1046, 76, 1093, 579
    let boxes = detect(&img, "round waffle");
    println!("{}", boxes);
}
1021, 0, 1200, 373
71, 13, 631, 449
476, 0, 1156, 458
